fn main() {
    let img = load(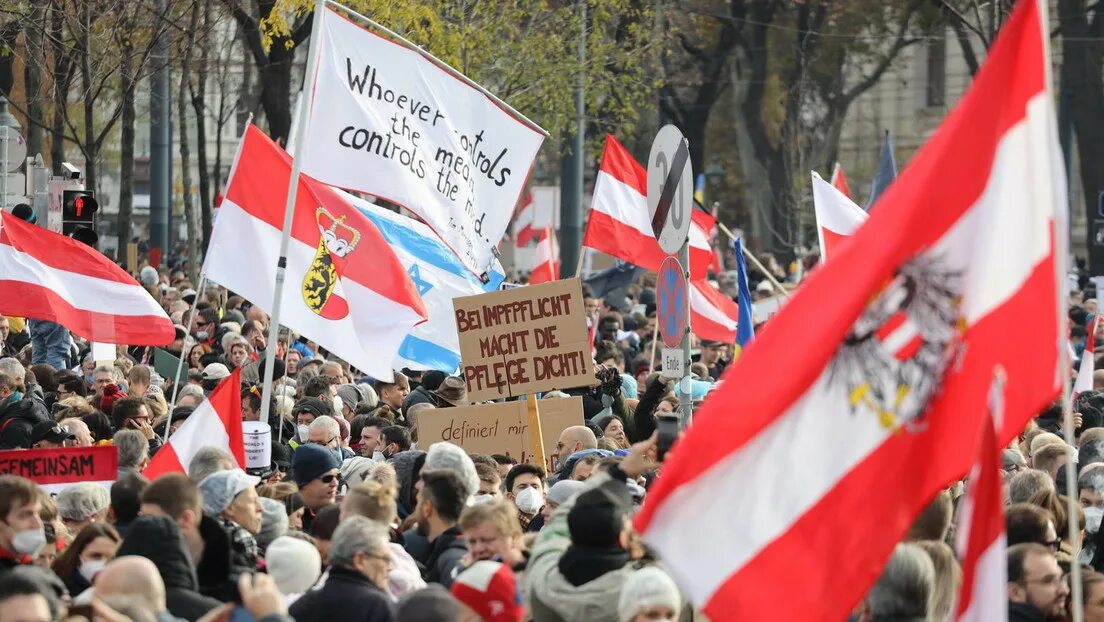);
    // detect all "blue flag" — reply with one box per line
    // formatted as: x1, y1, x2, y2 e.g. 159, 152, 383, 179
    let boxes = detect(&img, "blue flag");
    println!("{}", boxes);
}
734, 238, 755, 346
584, 261, 639, 300
865, 130, 898, 210
348, 193, 505, 372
